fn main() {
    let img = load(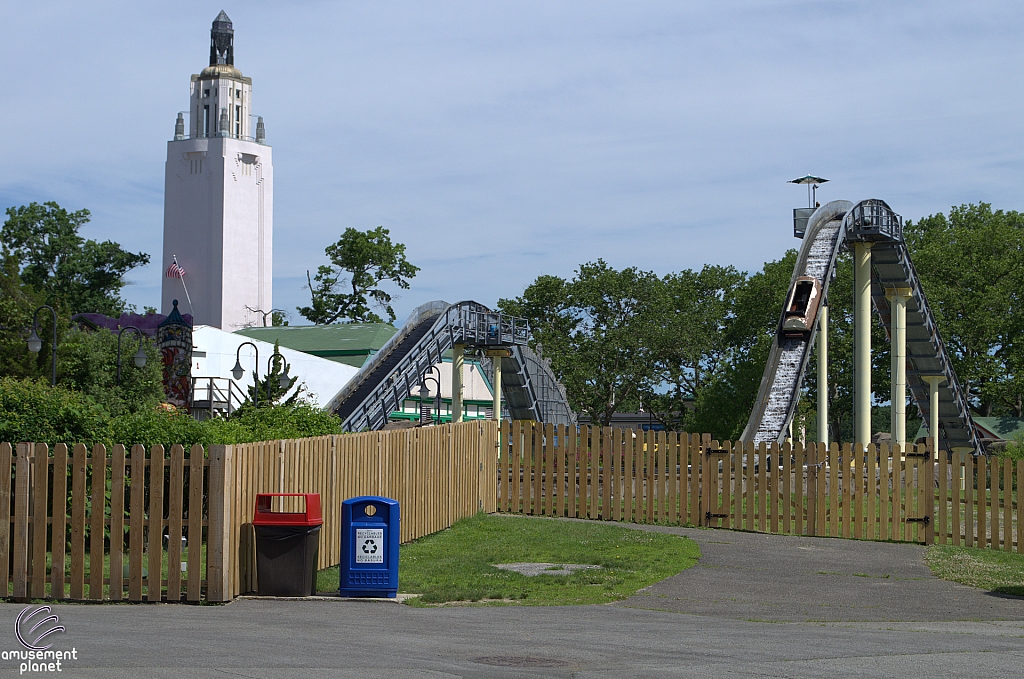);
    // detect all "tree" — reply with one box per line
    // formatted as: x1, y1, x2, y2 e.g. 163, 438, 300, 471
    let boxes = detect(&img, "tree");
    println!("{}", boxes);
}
500, 260, 661, 426
904, 204, 1024, 417
1, 202, 150, 316
299, 226, 419, 324
56, 326, 164, 417
686, 252, 797, 439
0, 252, 46, 380
649, 265, 746, 430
